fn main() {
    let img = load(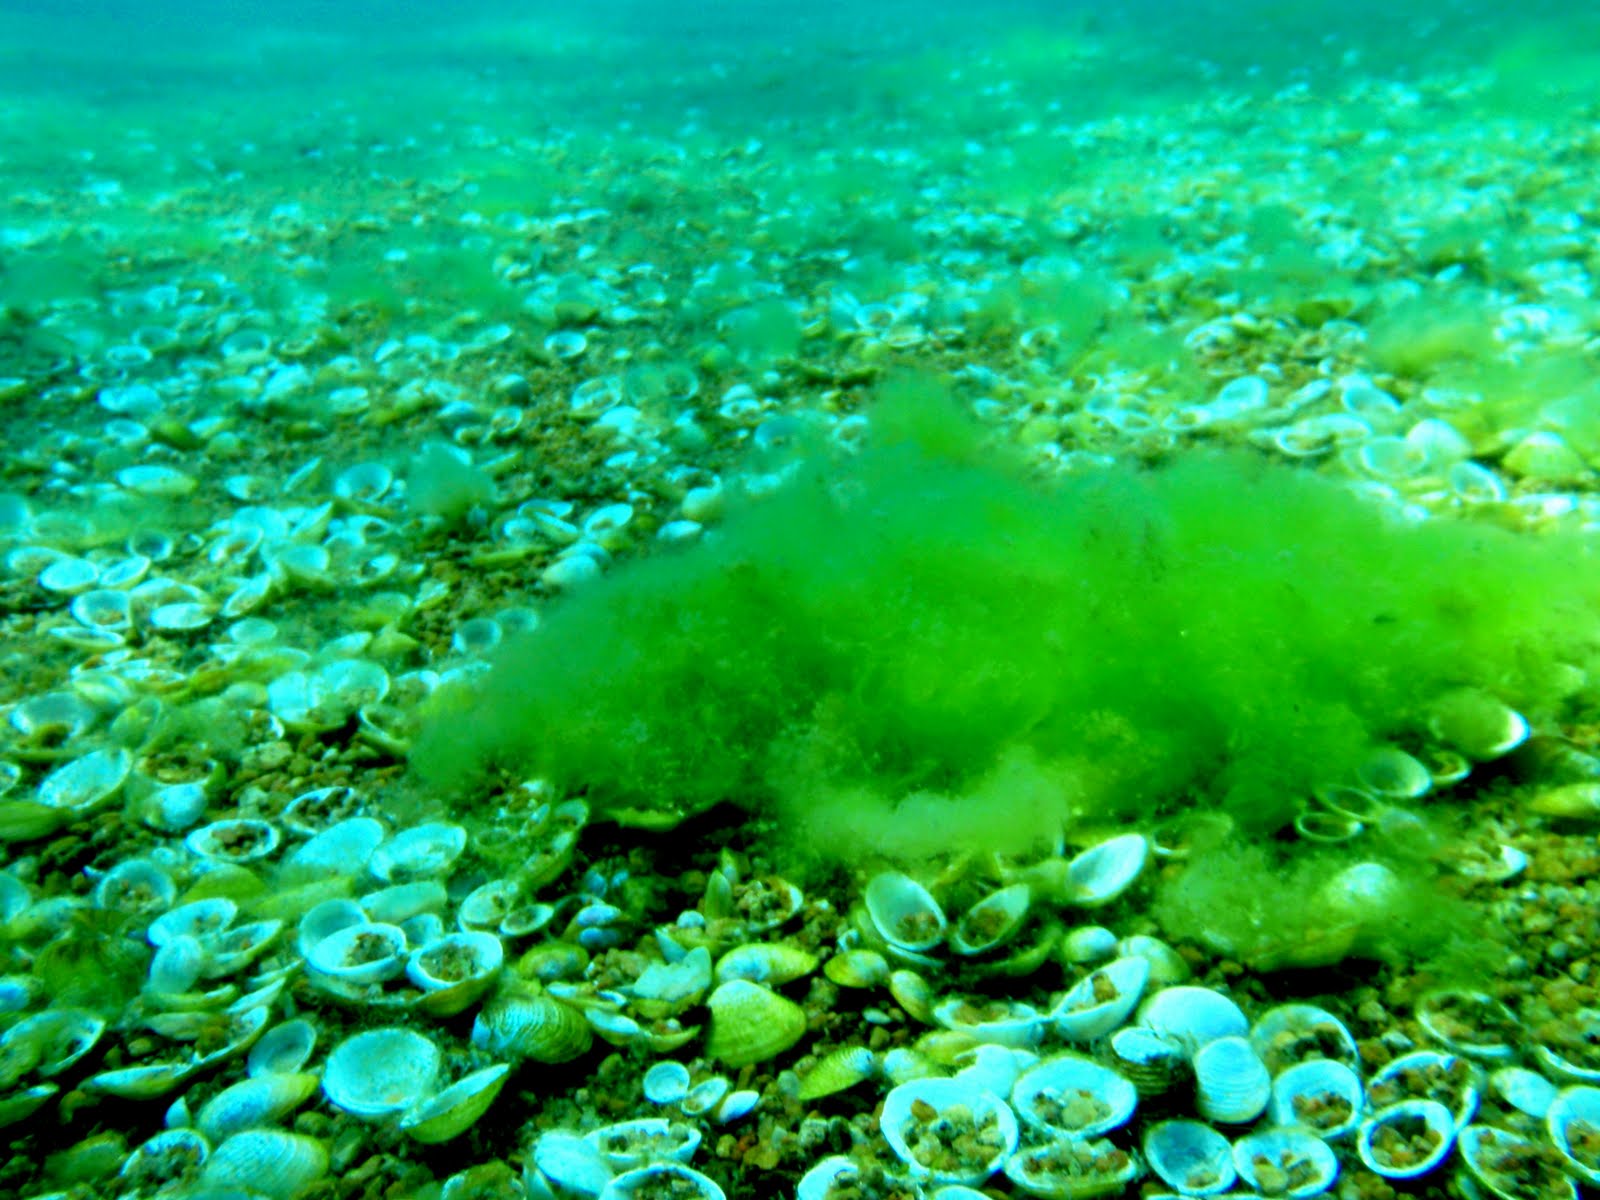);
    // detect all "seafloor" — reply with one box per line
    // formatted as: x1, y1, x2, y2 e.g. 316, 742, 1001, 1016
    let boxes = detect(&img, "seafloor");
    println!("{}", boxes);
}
3, 3, 1600, 1199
